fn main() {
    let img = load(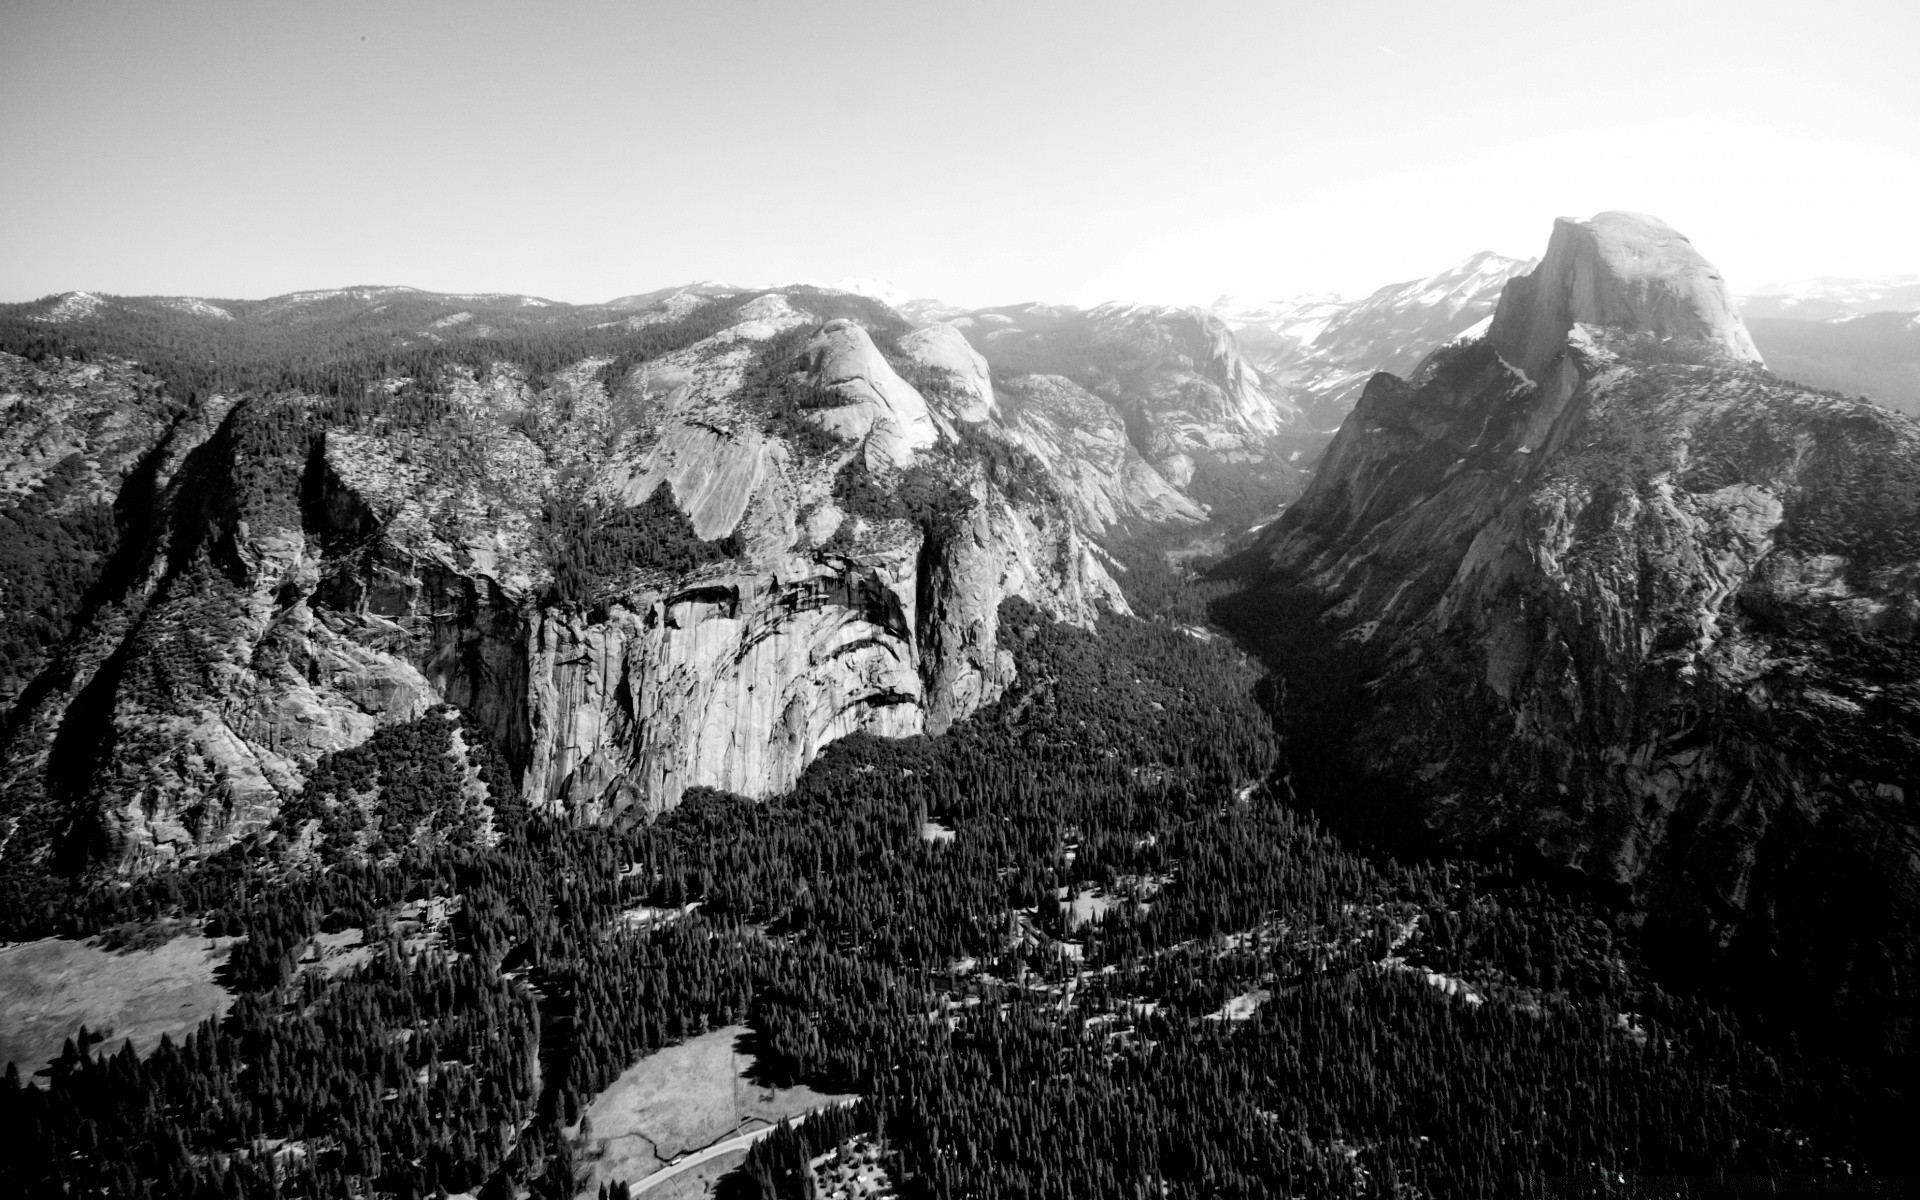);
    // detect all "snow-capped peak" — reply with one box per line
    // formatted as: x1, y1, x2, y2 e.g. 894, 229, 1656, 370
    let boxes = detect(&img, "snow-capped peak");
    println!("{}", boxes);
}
820, 277, 915, 307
